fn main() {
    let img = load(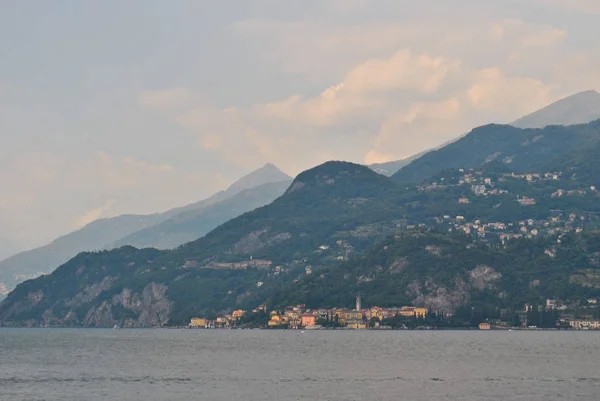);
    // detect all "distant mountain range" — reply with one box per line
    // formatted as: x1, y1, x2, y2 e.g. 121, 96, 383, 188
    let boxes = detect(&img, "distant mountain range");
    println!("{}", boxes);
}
3, 90, 600, 324
368, 158, 416, 176
4, 130, 600, 326
0, 163, 291, 293
374, 90, 600, 179
107, 180, 291, 250
512, 90, 600, 129
392, 120, 600, 184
